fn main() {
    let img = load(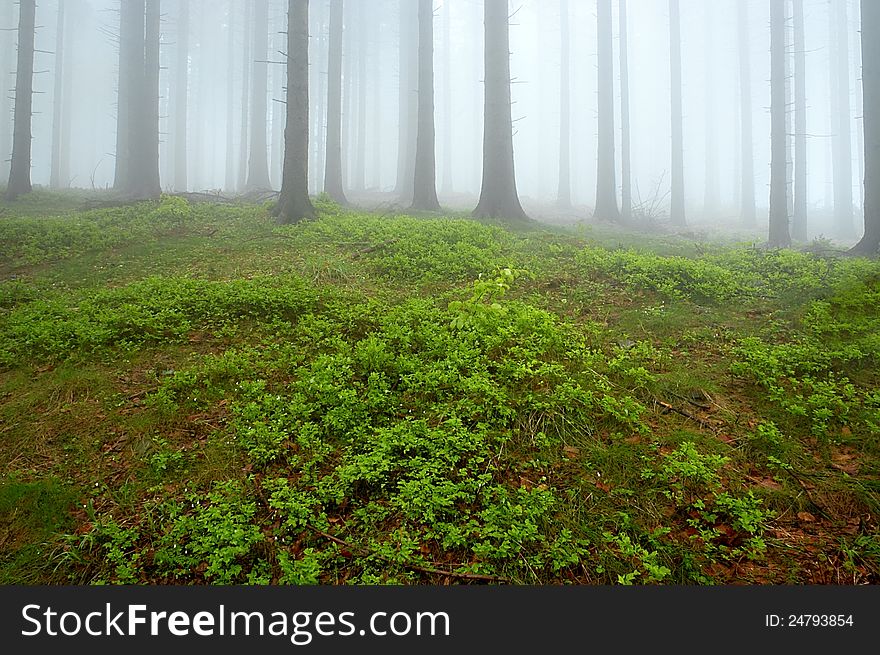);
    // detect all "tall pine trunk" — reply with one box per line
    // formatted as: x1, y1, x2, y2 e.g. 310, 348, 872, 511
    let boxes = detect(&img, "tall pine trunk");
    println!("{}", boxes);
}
792, 0, 808, 241
703, 6, 718, 215
6, 0, 34, 200
851, 0, 879, 254
669, 0, 686, 226
473, 0, 527, 221
769, 0, 791, 248
557, 0, 571, 209
395, 0, 417, 201
619, 0, 631, 221
411, 0, 440, 211
595, 0, 619, 221
0, 0, 14, 184
276, 0, 315, 224
353, 0, 367, 192
237, 1, 251, 192
50, 0, 66, 189
737, 0, 756, 227
174, 0, 189, 192
324, 0, 347, 204
833, 0, 855, 238
247, 0, 271, 190
439, 1, 453, 195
